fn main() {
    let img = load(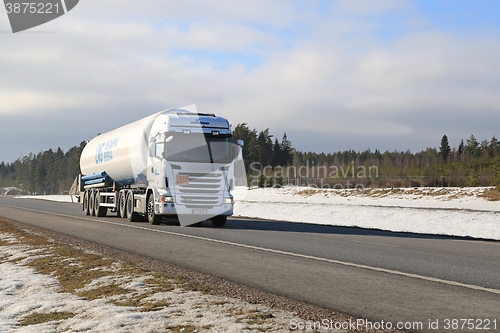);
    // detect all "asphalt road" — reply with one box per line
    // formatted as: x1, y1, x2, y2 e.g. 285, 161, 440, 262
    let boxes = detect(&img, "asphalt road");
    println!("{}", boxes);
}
0, 197, 499, 332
